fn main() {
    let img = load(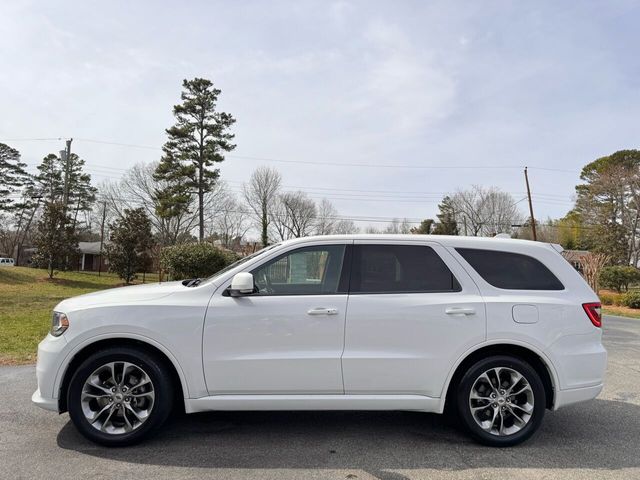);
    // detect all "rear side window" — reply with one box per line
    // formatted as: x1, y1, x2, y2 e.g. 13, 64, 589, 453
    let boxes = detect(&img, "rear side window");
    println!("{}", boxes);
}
351, 244, 460, 293
456, 248, 564, 290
